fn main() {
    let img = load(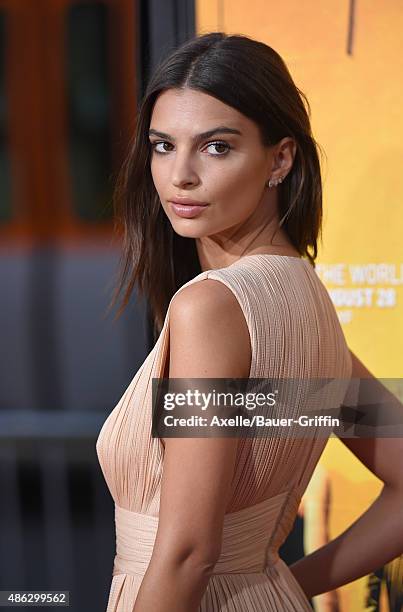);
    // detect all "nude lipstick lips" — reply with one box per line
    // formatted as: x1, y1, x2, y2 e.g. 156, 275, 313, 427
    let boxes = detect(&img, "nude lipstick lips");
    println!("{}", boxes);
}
169, 198, 209, 219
